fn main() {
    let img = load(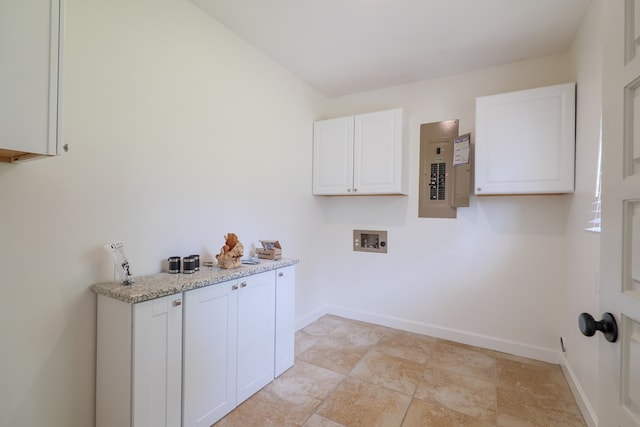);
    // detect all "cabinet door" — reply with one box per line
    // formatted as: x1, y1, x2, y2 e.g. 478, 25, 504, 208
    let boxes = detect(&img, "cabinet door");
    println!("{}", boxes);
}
475, 83, 576, 195
275, 266, 296, 377
133, 296, 182, 427
313, 116, 355, 195
237, 271, 276, 403
183, 282, 238, 427
0, 0, 62, 160
354, 109, 405, 195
